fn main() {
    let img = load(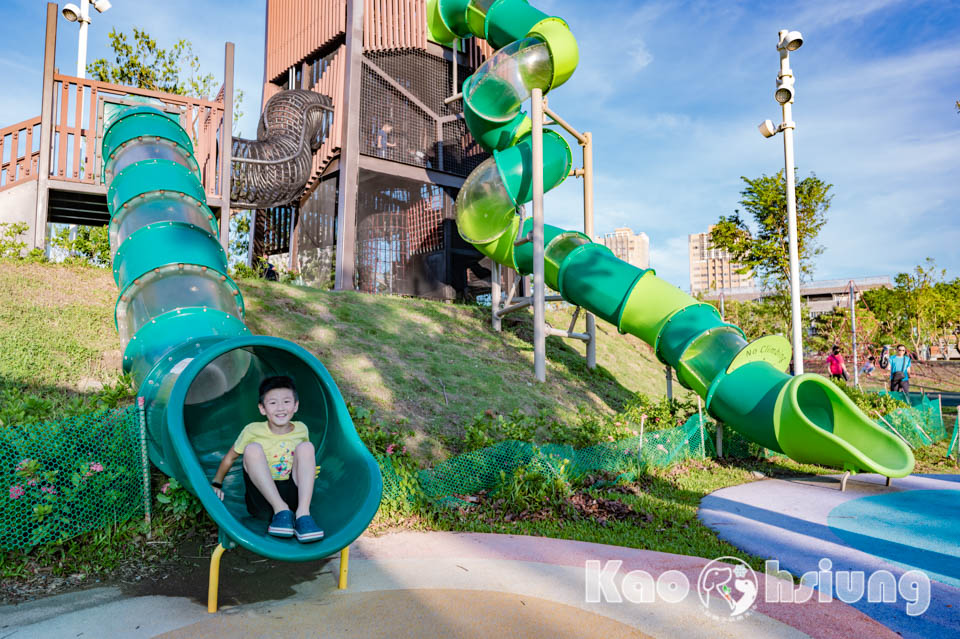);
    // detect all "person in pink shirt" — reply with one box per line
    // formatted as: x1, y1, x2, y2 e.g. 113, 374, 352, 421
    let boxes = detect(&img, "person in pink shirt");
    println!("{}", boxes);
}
826, 345, 849, 383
